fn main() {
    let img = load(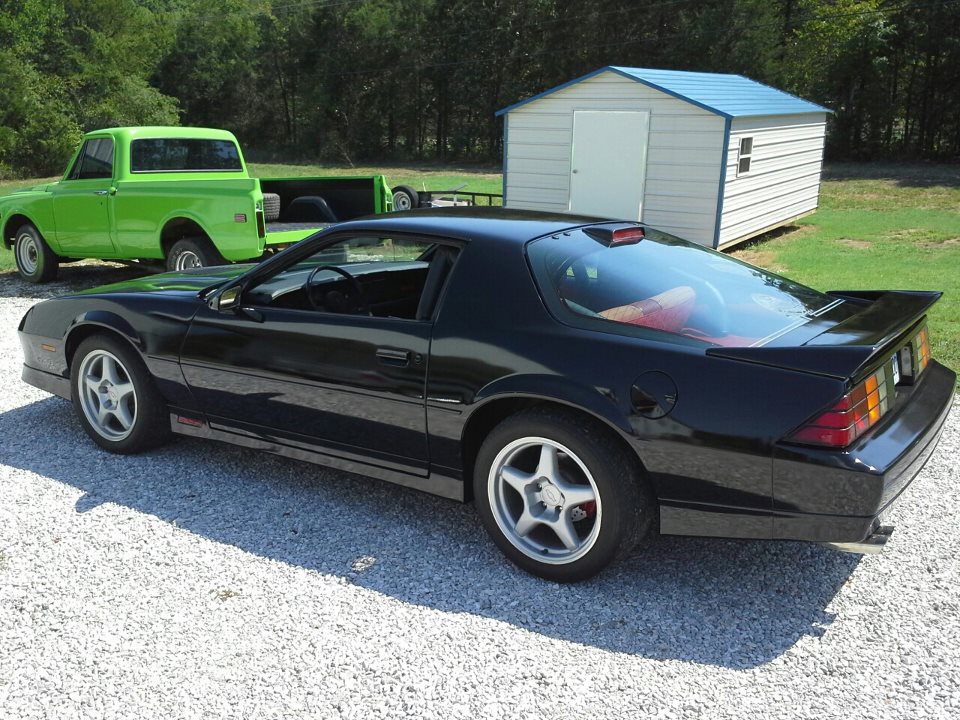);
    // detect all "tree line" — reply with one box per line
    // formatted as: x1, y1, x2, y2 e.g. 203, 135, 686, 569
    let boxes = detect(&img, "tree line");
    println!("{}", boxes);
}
1, 0, 958, 178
